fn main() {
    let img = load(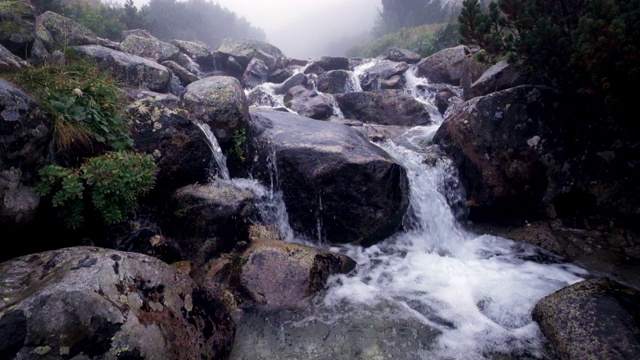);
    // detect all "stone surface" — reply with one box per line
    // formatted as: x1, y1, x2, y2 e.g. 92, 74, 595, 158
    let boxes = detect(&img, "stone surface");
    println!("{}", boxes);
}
0, 246, 235, 360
